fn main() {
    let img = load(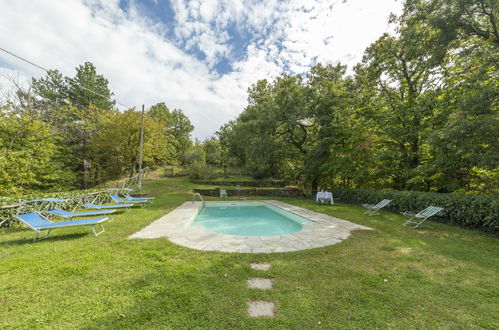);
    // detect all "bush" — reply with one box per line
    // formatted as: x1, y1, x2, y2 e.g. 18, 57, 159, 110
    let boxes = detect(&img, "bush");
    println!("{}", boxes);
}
162, 167, 188, 177
331, 188, 498, 233
188, 163, 212, 180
